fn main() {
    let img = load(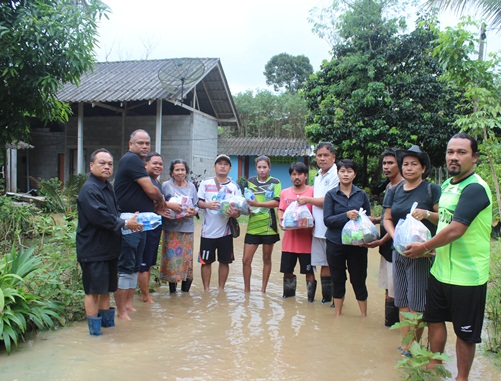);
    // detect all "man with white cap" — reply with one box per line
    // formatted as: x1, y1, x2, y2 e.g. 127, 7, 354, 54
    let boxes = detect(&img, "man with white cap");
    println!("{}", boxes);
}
197, 154, 241, 291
